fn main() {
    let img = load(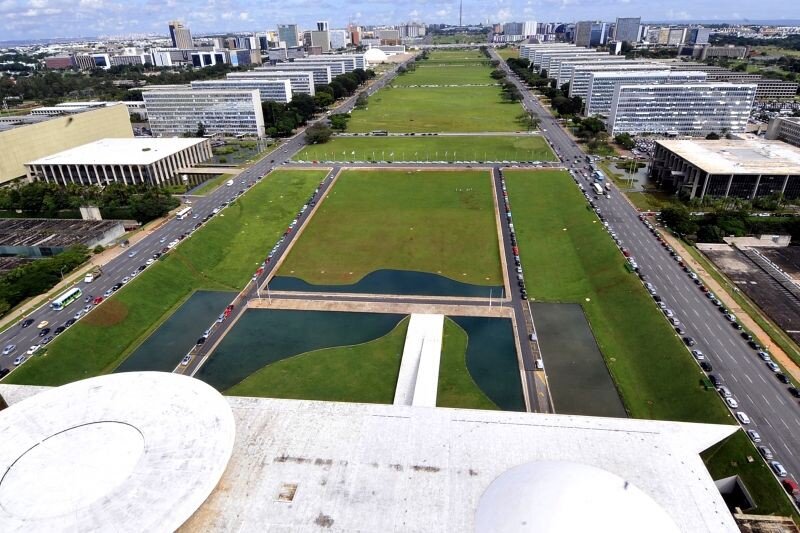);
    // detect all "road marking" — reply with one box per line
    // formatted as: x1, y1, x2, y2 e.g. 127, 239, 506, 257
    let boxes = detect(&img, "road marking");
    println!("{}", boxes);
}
743, 373, 753, 384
